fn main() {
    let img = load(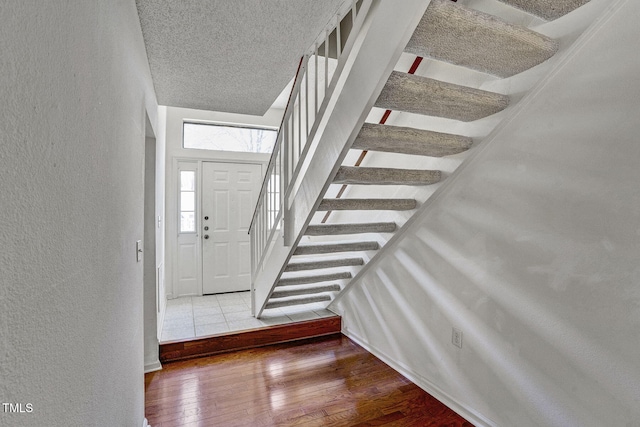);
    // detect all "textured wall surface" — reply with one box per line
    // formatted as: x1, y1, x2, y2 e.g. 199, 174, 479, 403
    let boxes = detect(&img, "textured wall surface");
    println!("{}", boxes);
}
0, 1, 157, 426
333, 0, 640, 425
136, 0, 342, 115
